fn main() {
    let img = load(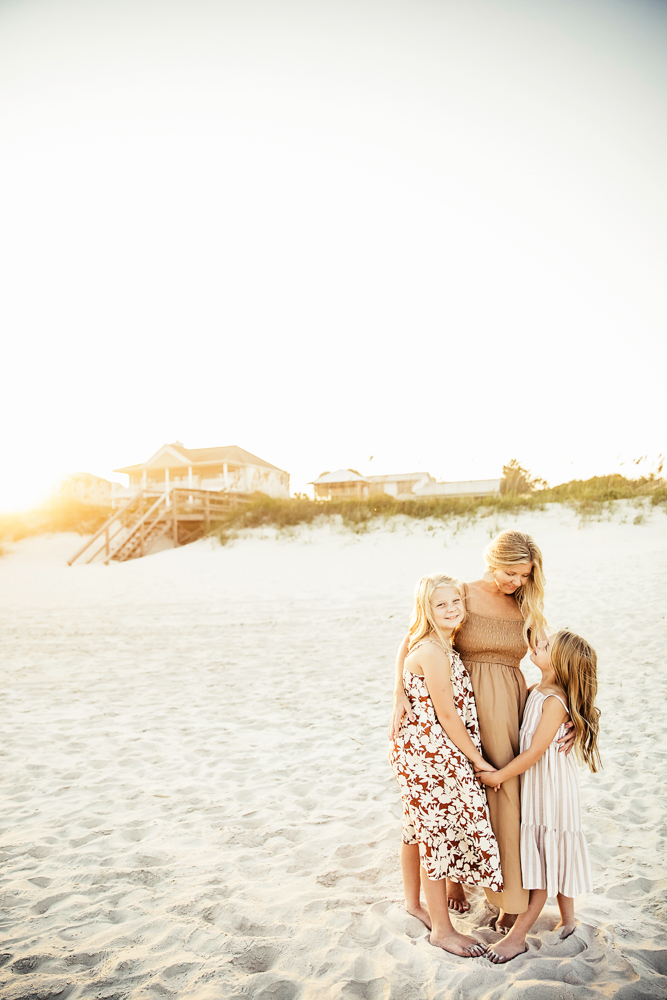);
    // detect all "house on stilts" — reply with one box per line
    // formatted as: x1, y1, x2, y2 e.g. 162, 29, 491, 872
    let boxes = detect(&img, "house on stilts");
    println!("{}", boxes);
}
68, 442, 289, 565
